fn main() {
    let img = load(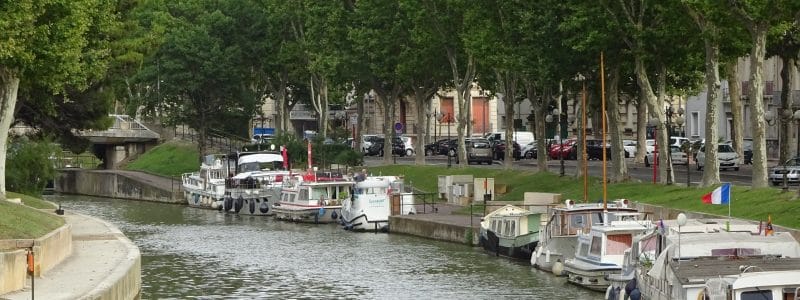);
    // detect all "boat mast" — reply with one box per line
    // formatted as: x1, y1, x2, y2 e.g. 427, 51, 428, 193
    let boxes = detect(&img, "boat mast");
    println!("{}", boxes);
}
600, 52, 608, 225
582, 75, 588, 203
